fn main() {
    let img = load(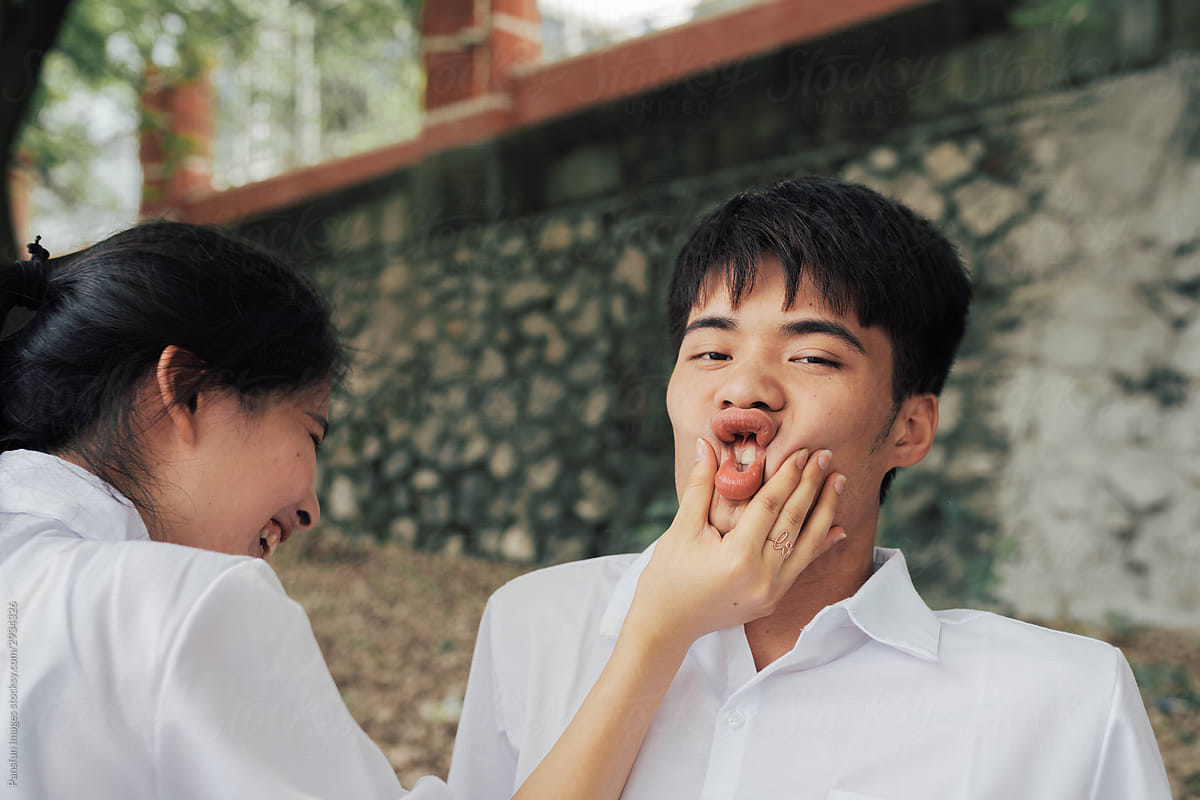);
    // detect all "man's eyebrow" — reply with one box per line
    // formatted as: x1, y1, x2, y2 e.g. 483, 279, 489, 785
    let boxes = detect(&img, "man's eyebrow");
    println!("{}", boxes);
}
682, 315, 738, 337
781, 319, 867, 355
306, 412, 330, 436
